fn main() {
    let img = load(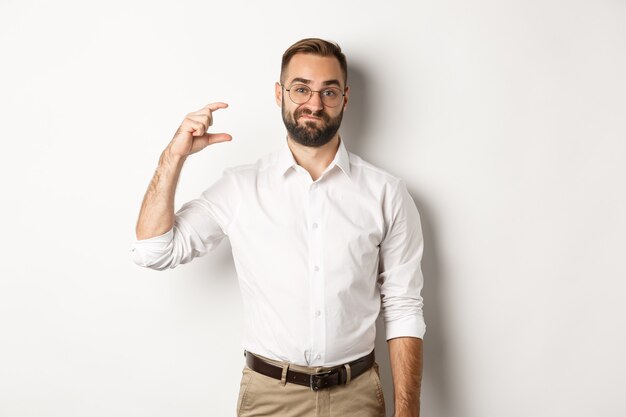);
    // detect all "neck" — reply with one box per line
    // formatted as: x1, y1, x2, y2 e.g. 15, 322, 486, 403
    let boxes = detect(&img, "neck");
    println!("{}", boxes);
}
287, 134, 340, 181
